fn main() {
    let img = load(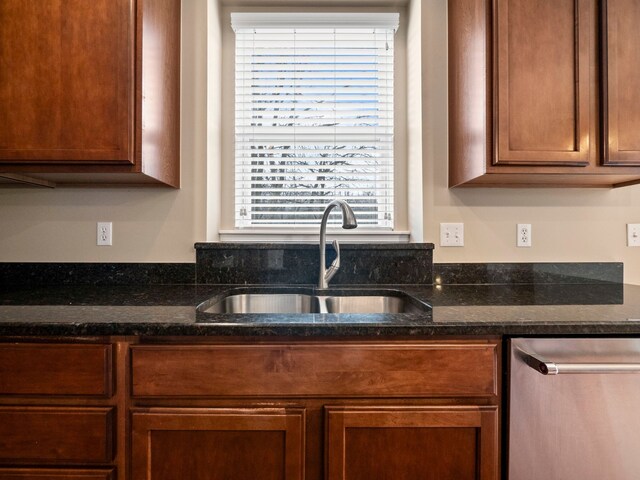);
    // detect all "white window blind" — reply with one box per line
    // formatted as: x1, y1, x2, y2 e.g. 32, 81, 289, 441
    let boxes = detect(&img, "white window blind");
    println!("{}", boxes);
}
232, 12, 398, 229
